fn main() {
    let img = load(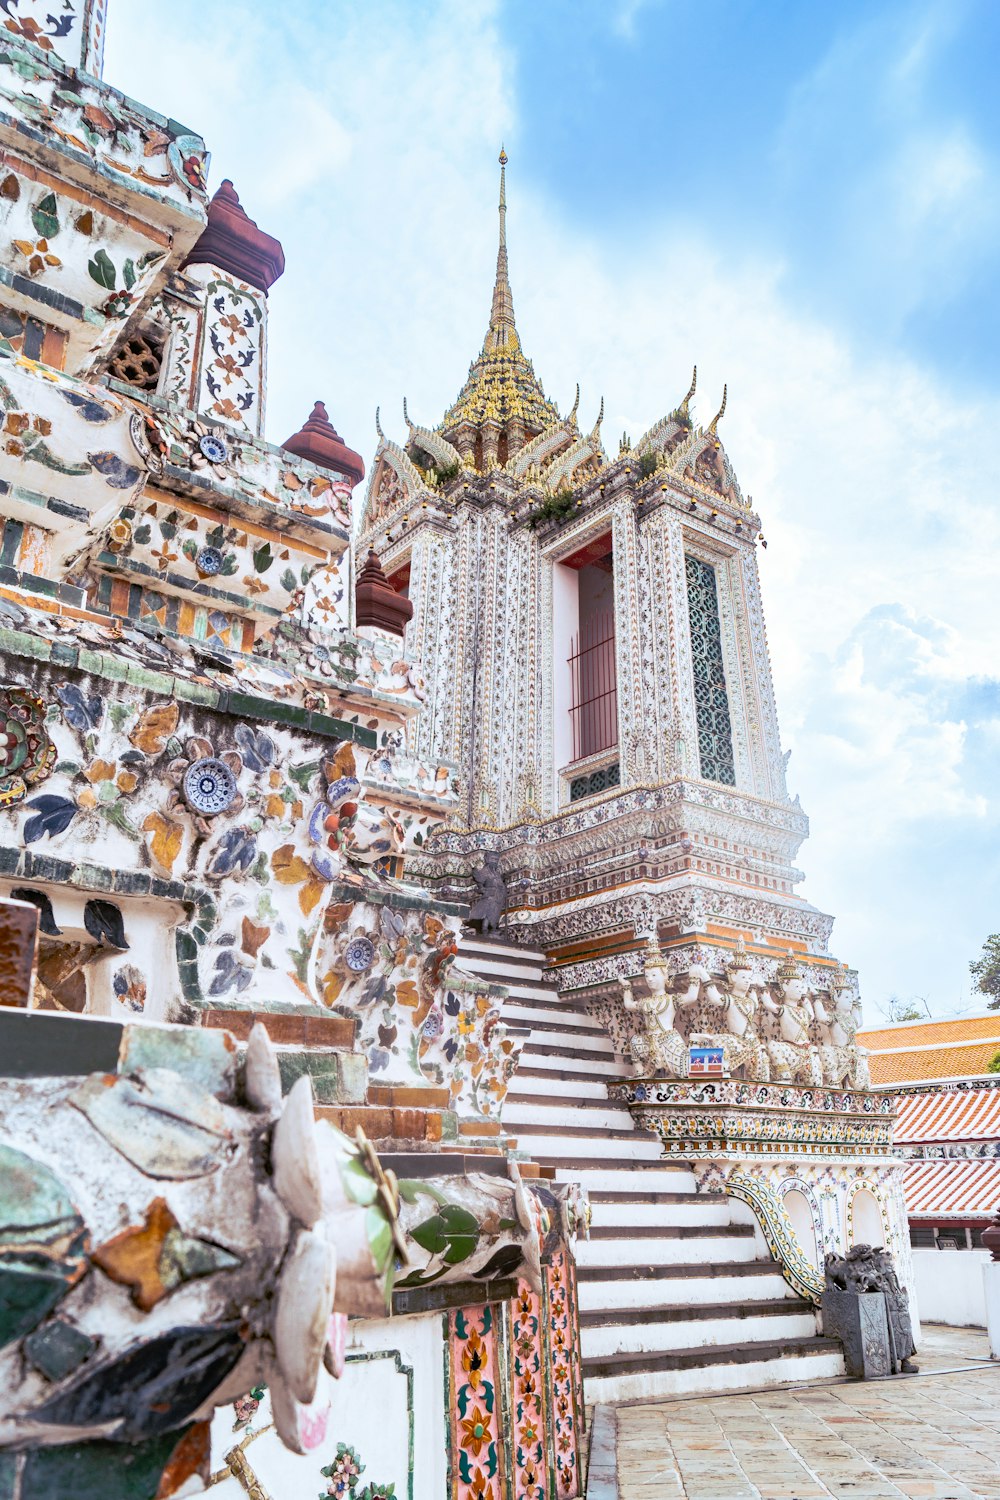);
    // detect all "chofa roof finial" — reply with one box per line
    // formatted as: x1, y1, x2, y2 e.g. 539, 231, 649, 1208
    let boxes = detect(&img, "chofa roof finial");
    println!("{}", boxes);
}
375, 405, 385, 441
589, 396, 604, 444
707, 383, 727, 435
569, 382, 580, 425
678, 365, 697, 418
